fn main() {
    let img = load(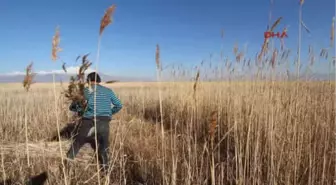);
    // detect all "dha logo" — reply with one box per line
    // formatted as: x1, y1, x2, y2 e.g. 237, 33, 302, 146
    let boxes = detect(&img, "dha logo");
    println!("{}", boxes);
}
264, 31, 288, 39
